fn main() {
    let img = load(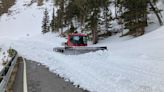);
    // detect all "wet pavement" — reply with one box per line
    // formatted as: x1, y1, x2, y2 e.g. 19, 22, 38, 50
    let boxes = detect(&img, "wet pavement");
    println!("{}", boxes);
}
13, 58, 88, 92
